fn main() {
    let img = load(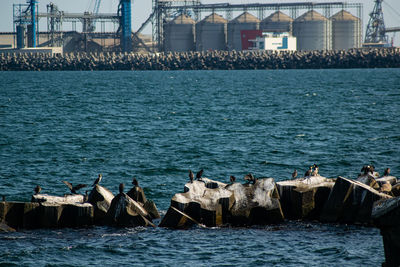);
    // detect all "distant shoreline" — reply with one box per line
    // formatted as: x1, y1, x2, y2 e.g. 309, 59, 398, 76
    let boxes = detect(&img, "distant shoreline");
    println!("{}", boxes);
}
1, 48, 399, 71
